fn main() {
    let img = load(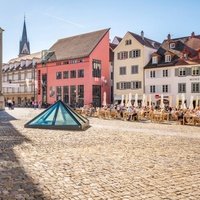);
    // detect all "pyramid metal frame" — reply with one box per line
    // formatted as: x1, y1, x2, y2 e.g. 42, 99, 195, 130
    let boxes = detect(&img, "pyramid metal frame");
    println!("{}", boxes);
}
24, 100, 89, 130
